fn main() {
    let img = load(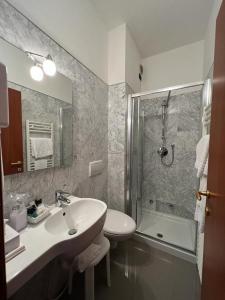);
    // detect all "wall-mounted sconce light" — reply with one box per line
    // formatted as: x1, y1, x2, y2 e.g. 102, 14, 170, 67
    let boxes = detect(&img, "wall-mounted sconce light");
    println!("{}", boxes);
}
26, 51, 56, 81
42, 55, 56, 76
30, 64, 44, 81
